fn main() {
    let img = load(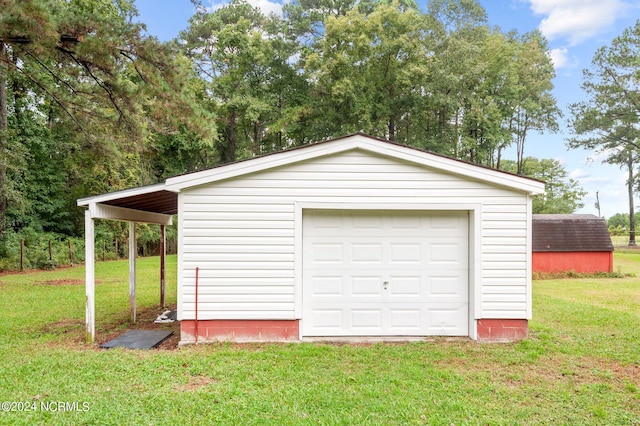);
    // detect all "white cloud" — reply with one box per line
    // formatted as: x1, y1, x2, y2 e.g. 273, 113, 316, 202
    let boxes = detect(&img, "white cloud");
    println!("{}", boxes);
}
548, 47, 569, 68
248, 0, 283, 16
589, 147, 622, 163
570, 168, 612, 185
569, 168, 589, 180
526, 0, 631, 45
206, 0, 284, 16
